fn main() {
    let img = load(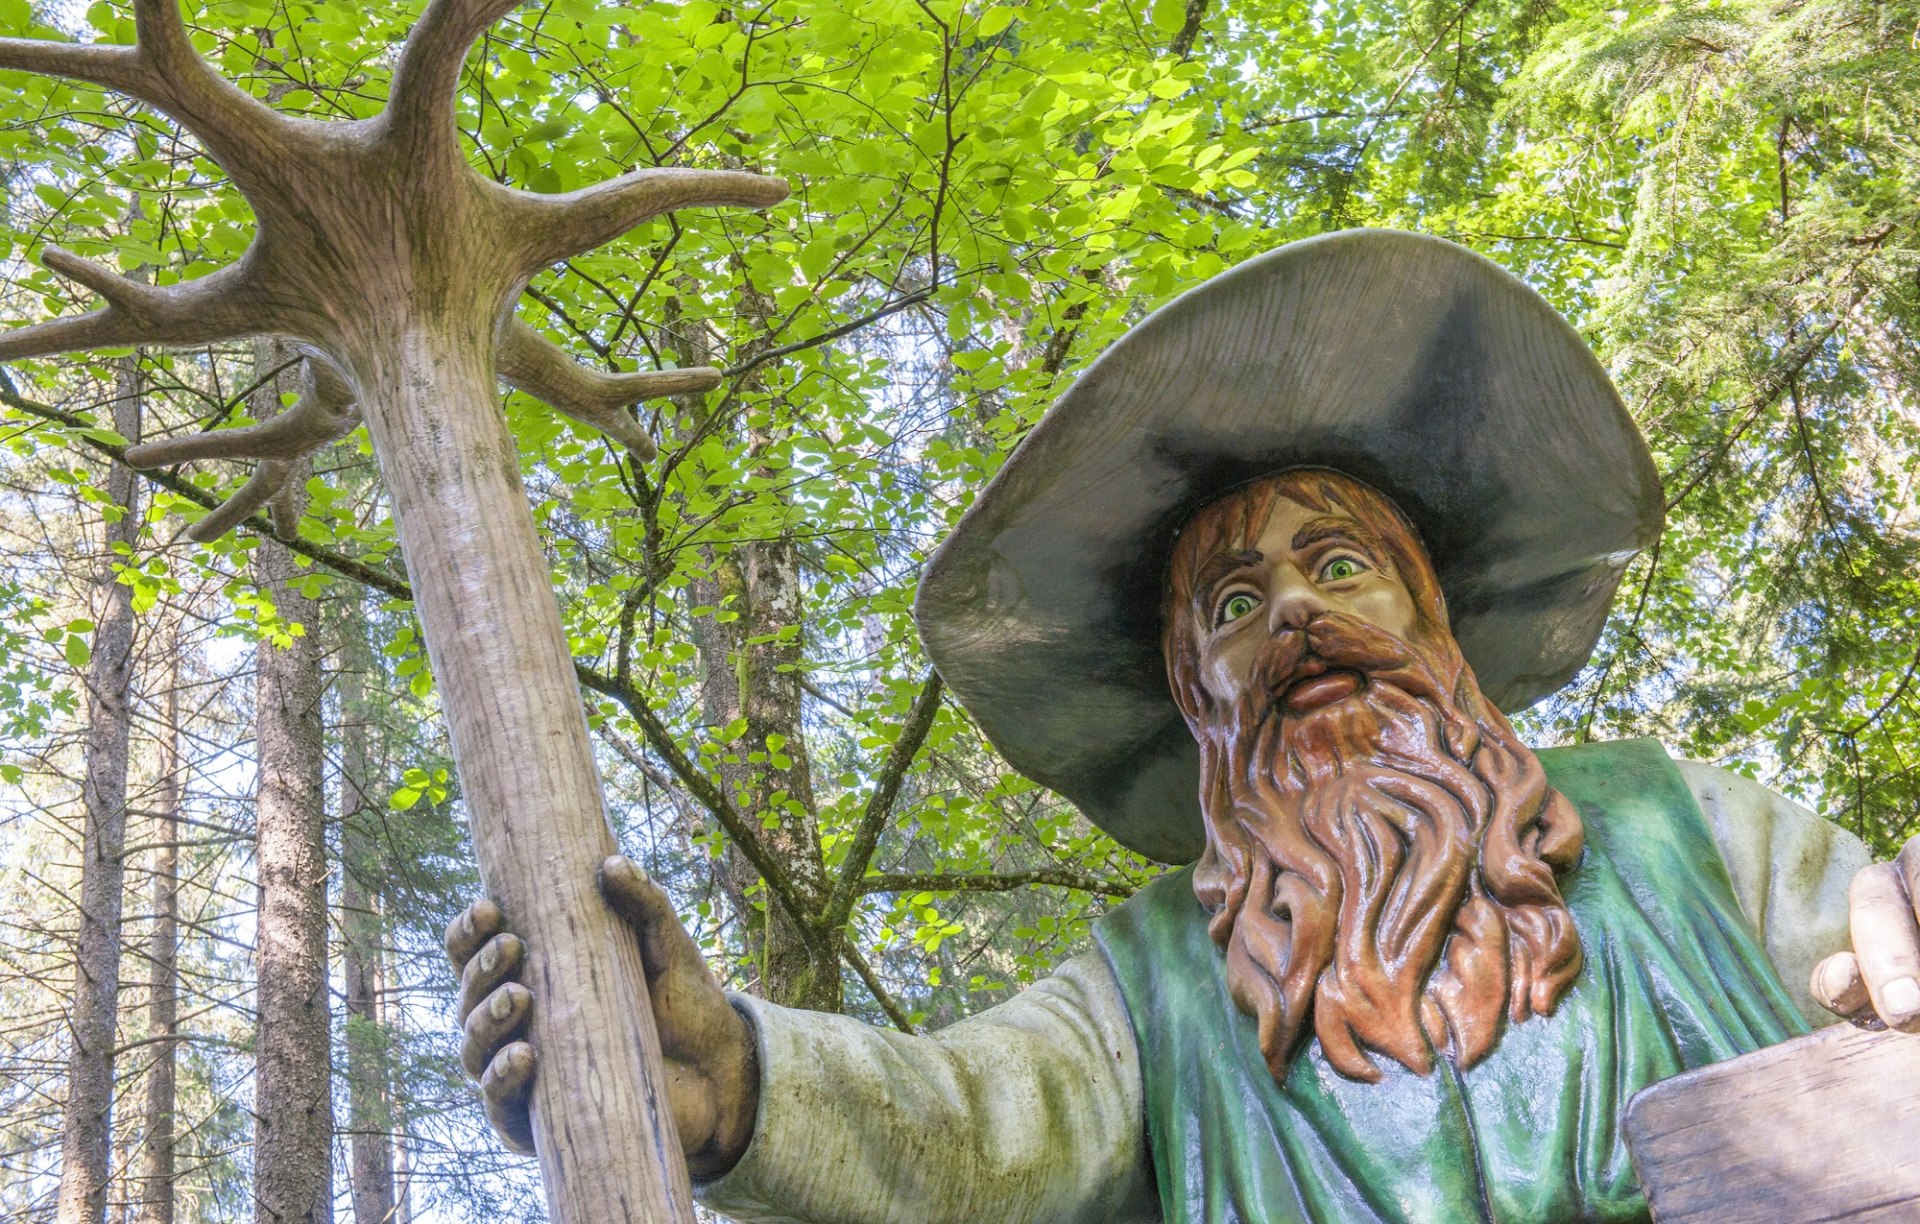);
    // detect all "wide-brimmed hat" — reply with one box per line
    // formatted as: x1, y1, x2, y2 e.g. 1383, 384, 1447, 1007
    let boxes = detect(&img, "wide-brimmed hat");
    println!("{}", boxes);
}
913, 230, 1662, 864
